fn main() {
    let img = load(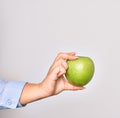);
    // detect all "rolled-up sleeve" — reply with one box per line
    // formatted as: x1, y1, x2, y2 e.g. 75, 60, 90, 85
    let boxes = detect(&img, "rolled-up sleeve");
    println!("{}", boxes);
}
0, 79, 27, 110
